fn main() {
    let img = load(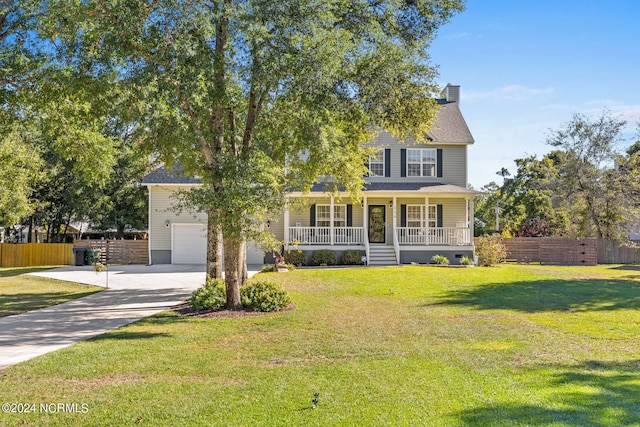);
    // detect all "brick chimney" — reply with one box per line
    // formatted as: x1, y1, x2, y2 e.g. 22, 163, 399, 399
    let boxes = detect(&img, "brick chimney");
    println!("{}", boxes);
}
443, 83, 460, 104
